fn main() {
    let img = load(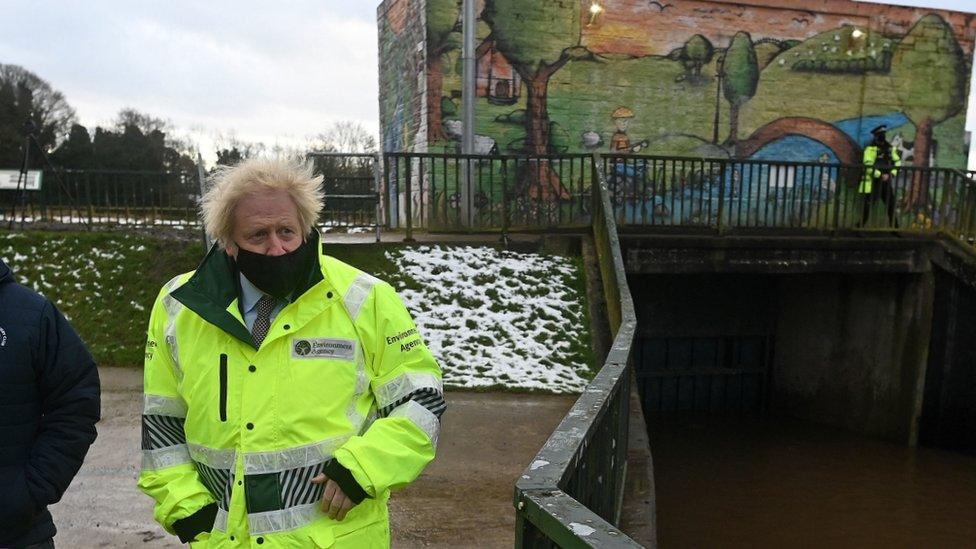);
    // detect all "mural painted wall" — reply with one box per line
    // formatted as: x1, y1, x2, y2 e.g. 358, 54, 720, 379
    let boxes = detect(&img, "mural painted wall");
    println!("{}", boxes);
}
378, 0, 428, 154
379, 0, 975, 170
